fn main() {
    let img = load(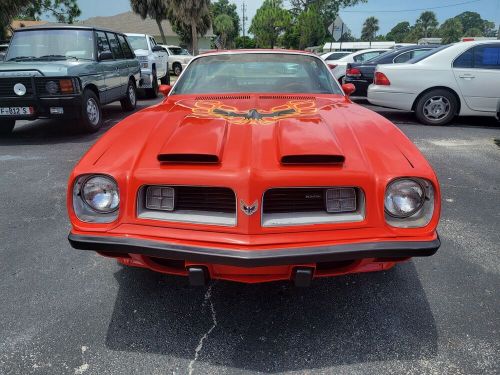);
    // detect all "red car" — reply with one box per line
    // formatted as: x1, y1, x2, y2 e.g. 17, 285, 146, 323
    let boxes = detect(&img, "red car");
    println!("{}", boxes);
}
67, 51, 441, 286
